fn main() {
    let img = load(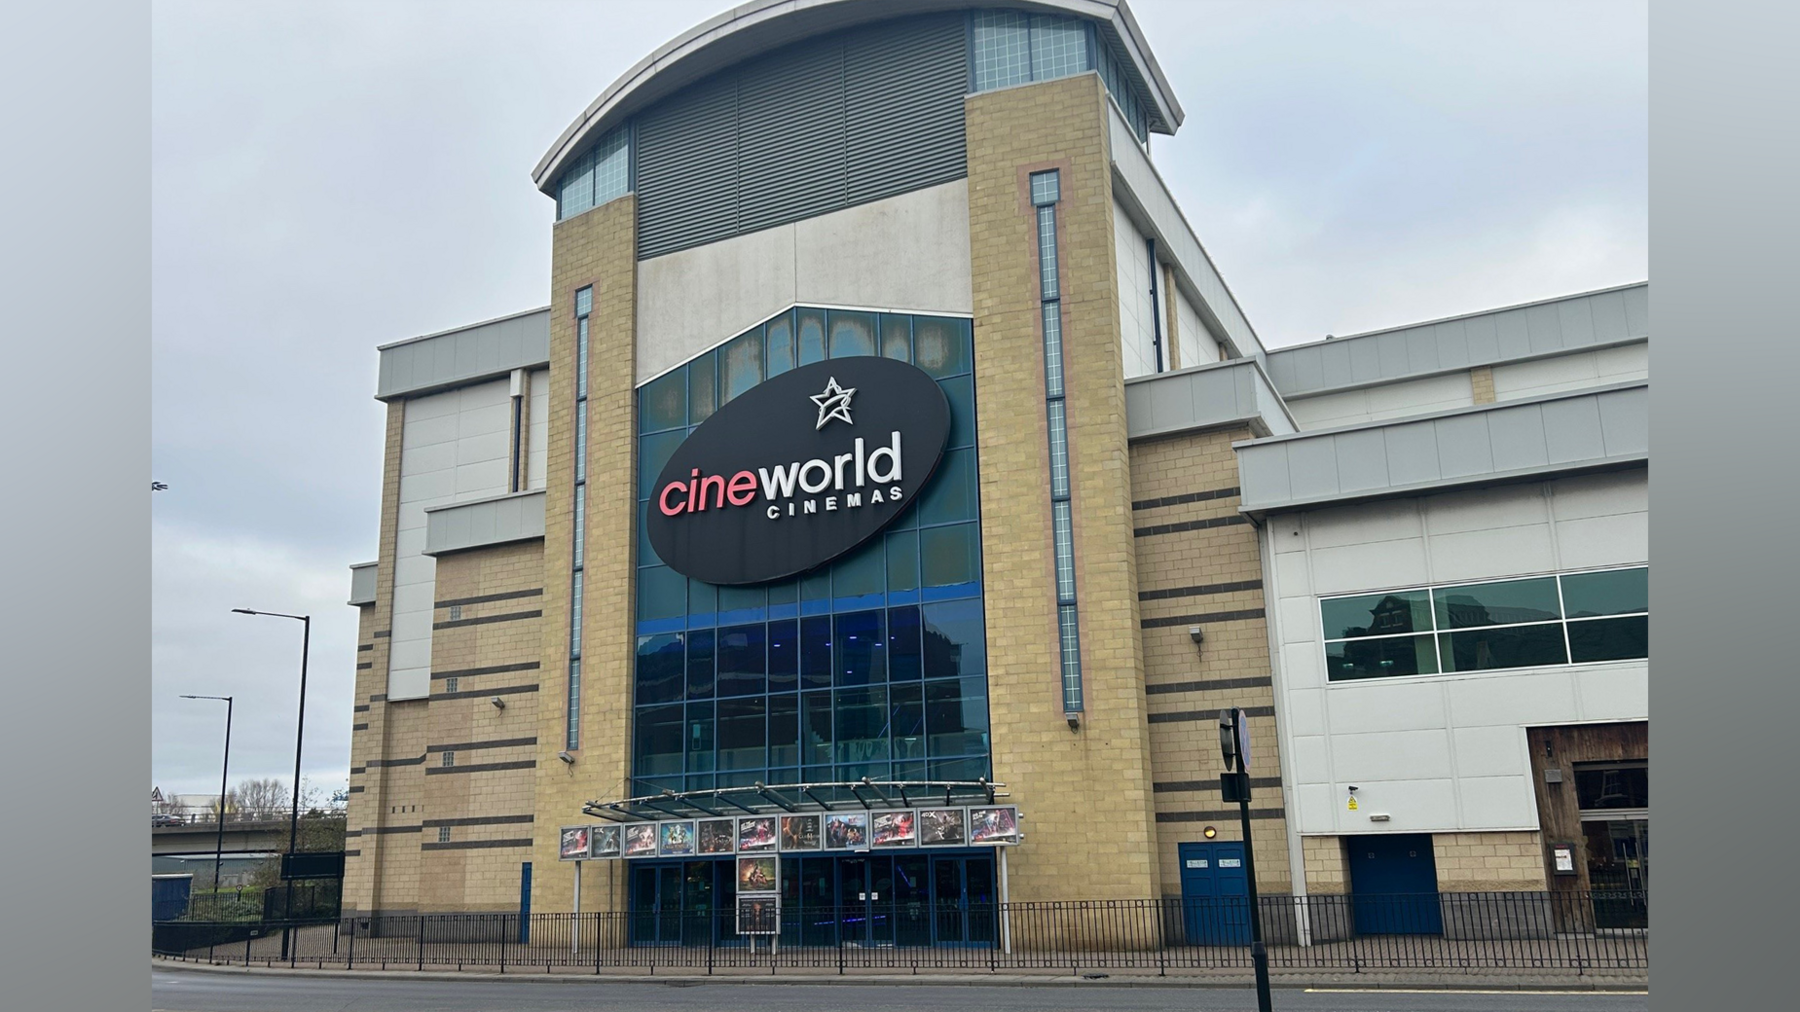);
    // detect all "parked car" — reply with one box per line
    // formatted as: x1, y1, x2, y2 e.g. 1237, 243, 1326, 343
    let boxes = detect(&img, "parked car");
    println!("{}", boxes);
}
151, 813, 182, 827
